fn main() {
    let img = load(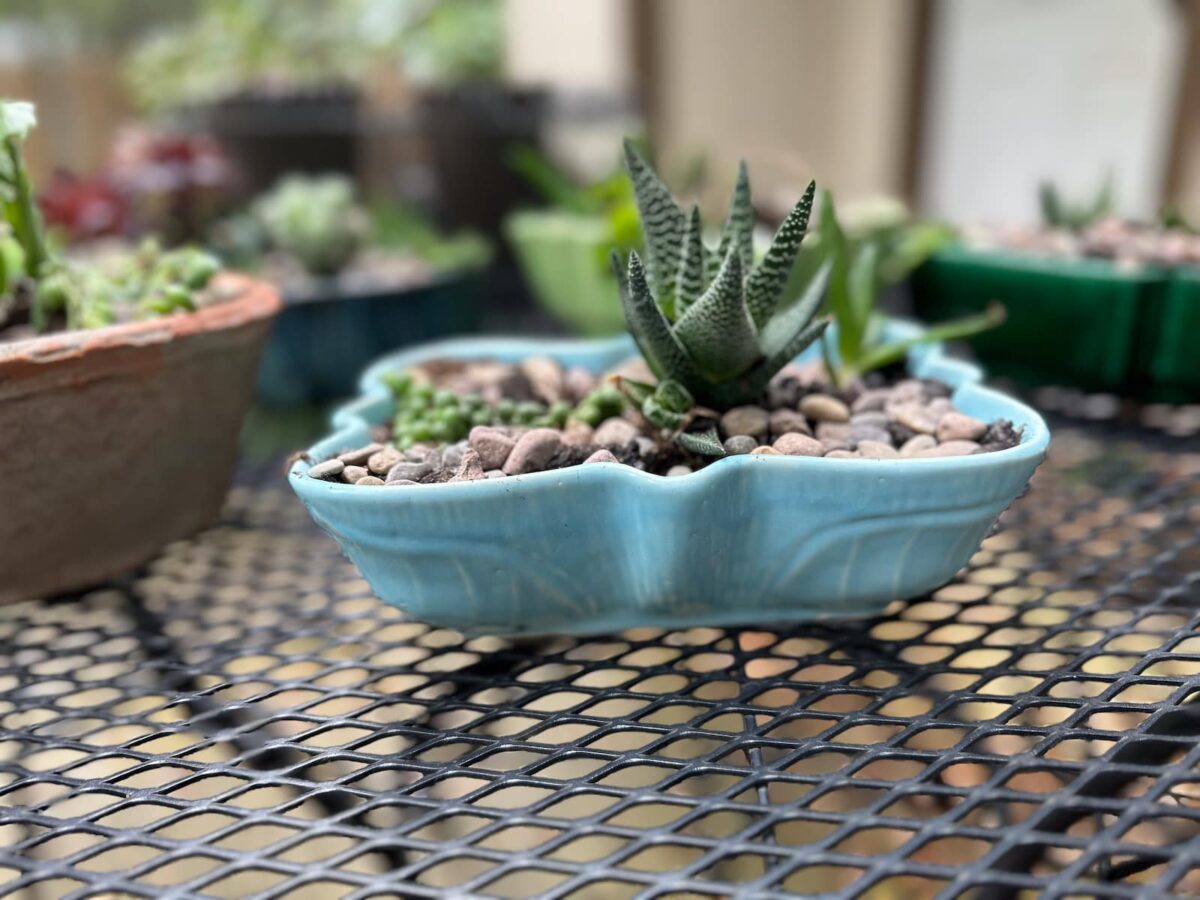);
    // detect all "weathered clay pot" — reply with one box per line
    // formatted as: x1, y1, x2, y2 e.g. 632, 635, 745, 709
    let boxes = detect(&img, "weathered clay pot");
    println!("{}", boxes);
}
0, 275, 280, 603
